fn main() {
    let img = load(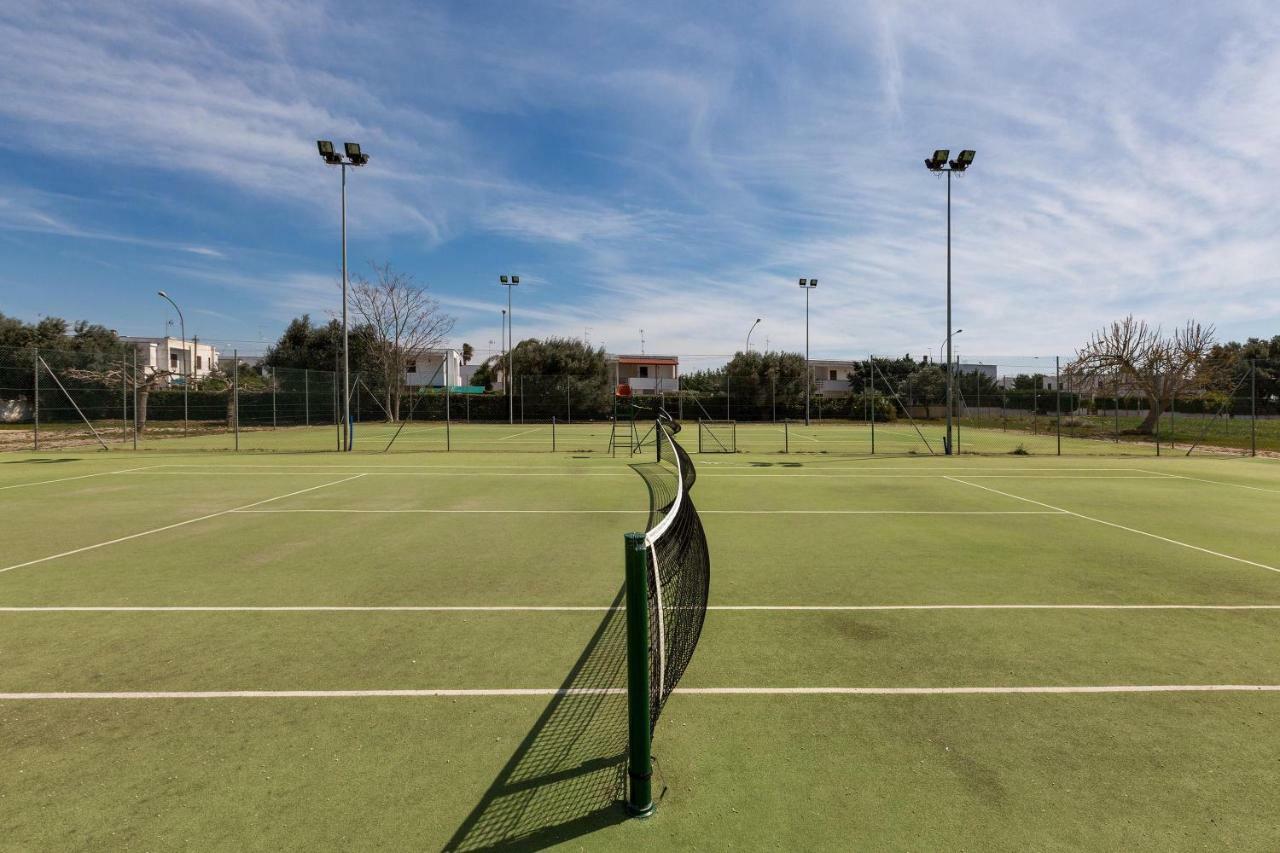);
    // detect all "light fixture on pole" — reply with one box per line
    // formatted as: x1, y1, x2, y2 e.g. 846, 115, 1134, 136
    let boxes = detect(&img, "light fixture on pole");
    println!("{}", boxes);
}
924, 148, 976, 455
316, 140, 370, 451
500, 275, 519, 425
156, 290, 188, 437
798, 279, 818, 426
938, 329, 963, 366
745, 318, 761, 353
